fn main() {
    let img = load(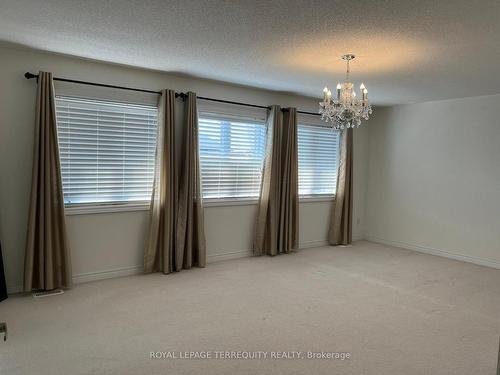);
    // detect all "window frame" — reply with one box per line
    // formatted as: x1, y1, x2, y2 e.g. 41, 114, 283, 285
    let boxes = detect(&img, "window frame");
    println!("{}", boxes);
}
197, 104, 268, 206
297, 116, 341, 202
202, 197, 260, 207
55, 95, 158, 214
57, 97, 340, 212
64, 201, 150, 215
